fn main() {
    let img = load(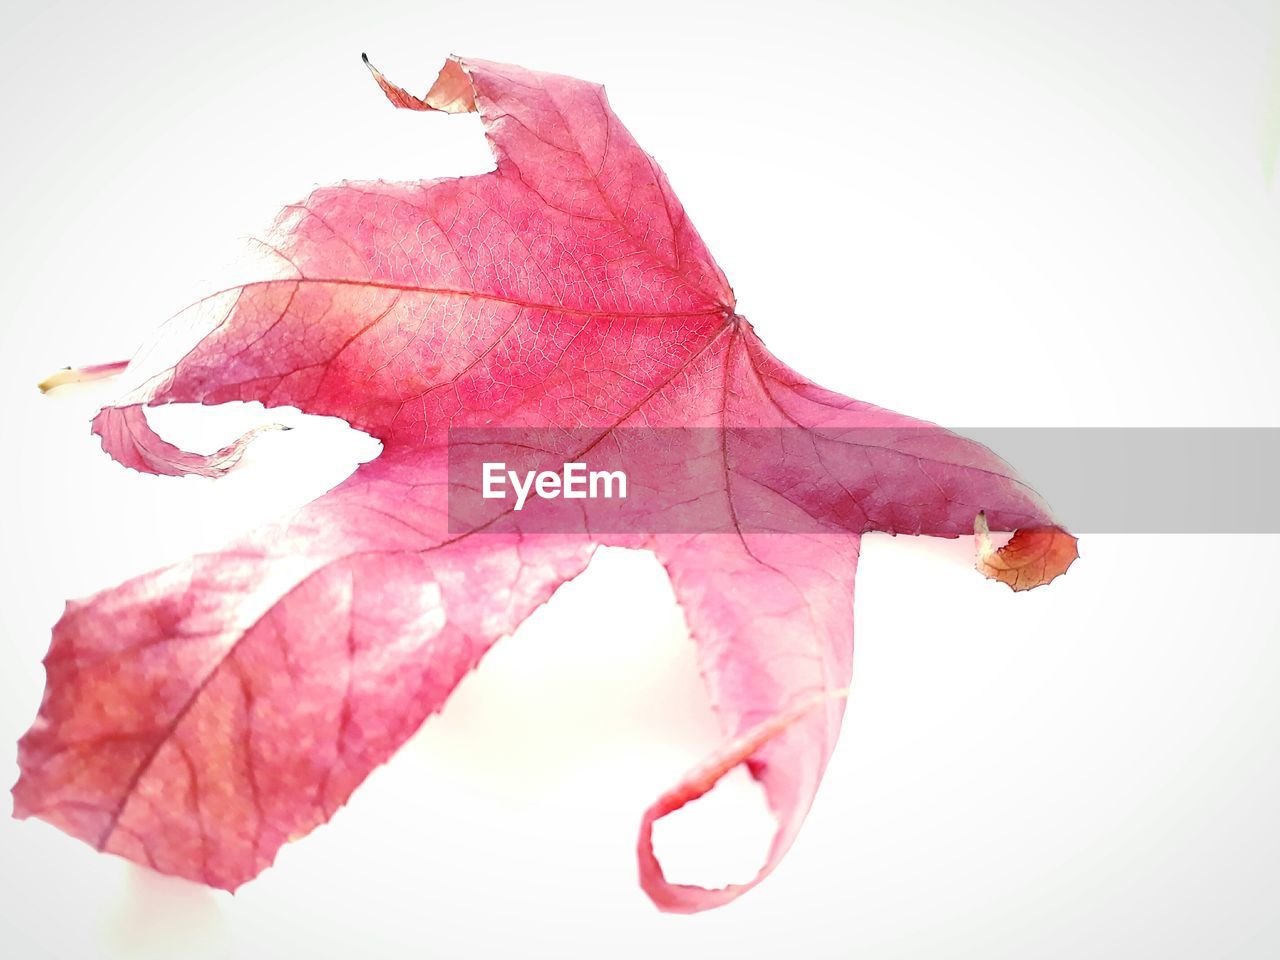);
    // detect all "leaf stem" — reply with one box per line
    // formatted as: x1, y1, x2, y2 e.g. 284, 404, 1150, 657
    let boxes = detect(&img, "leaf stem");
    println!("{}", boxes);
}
38, 360, 130, 394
